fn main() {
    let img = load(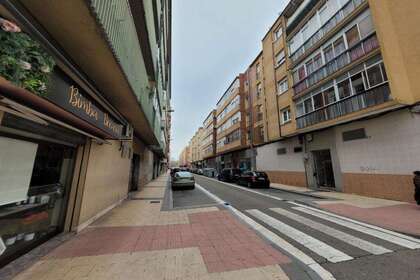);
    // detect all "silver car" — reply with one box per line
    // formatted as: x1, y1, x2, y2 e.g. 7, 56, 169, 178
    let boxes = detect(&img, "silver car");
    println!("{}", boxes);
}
172, 171, 195, 190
